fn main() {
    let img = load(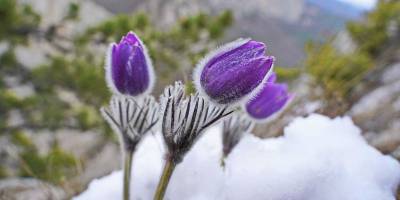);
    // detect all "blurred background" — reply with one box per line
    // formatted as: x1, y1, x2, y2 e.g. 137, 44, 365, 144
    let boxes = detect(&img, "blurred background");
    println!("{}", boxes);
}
0, 0, 399, 199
